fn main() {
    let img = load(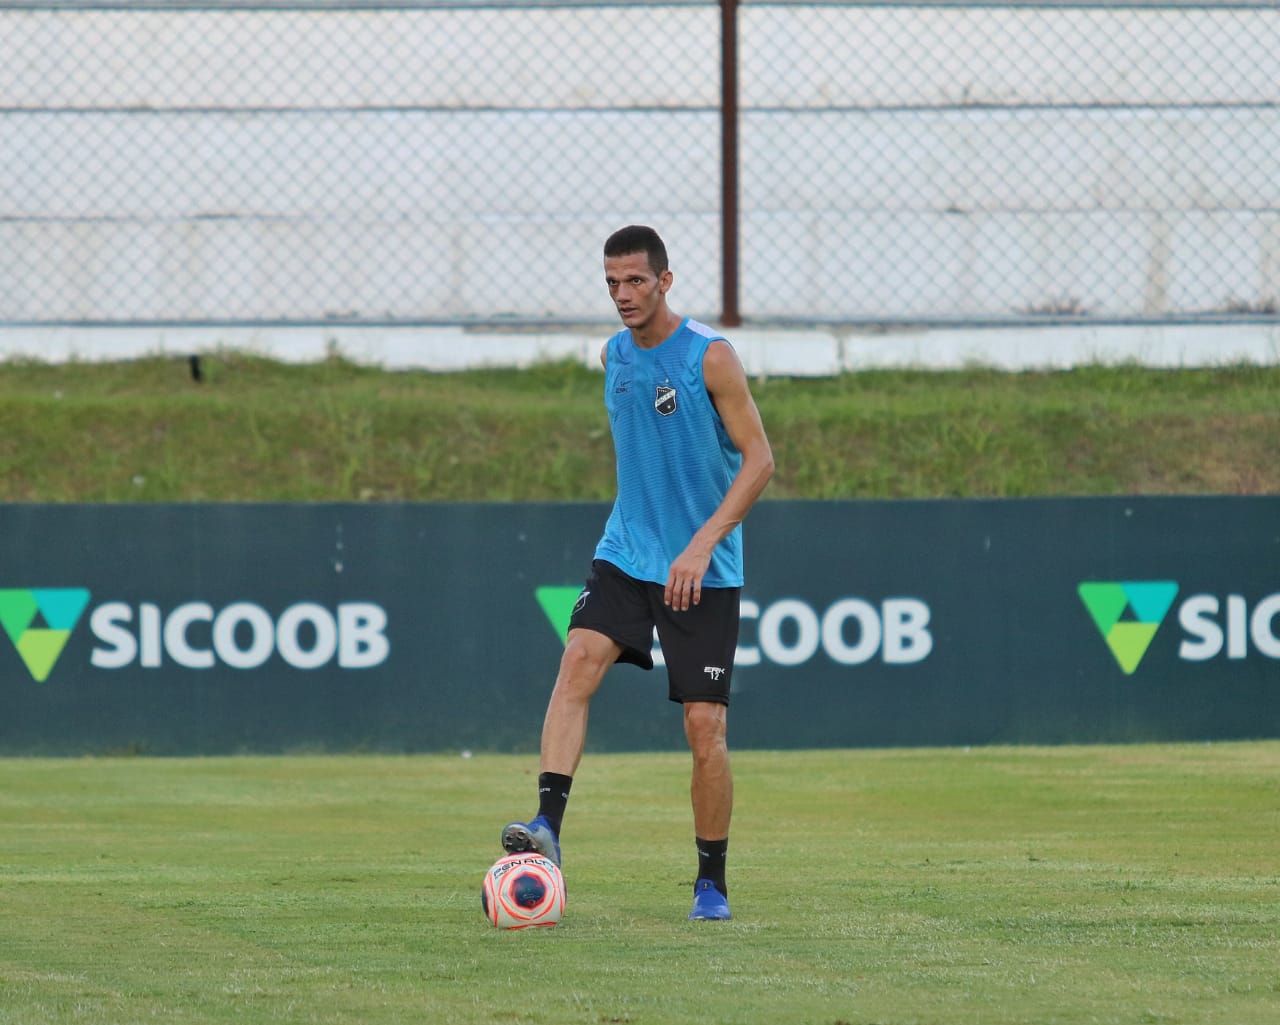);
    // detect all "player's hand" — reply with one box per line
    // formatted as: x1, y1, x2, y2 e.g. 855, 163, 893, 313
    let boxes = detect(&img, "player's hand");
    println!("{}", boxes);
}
665, 550, 711, 611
